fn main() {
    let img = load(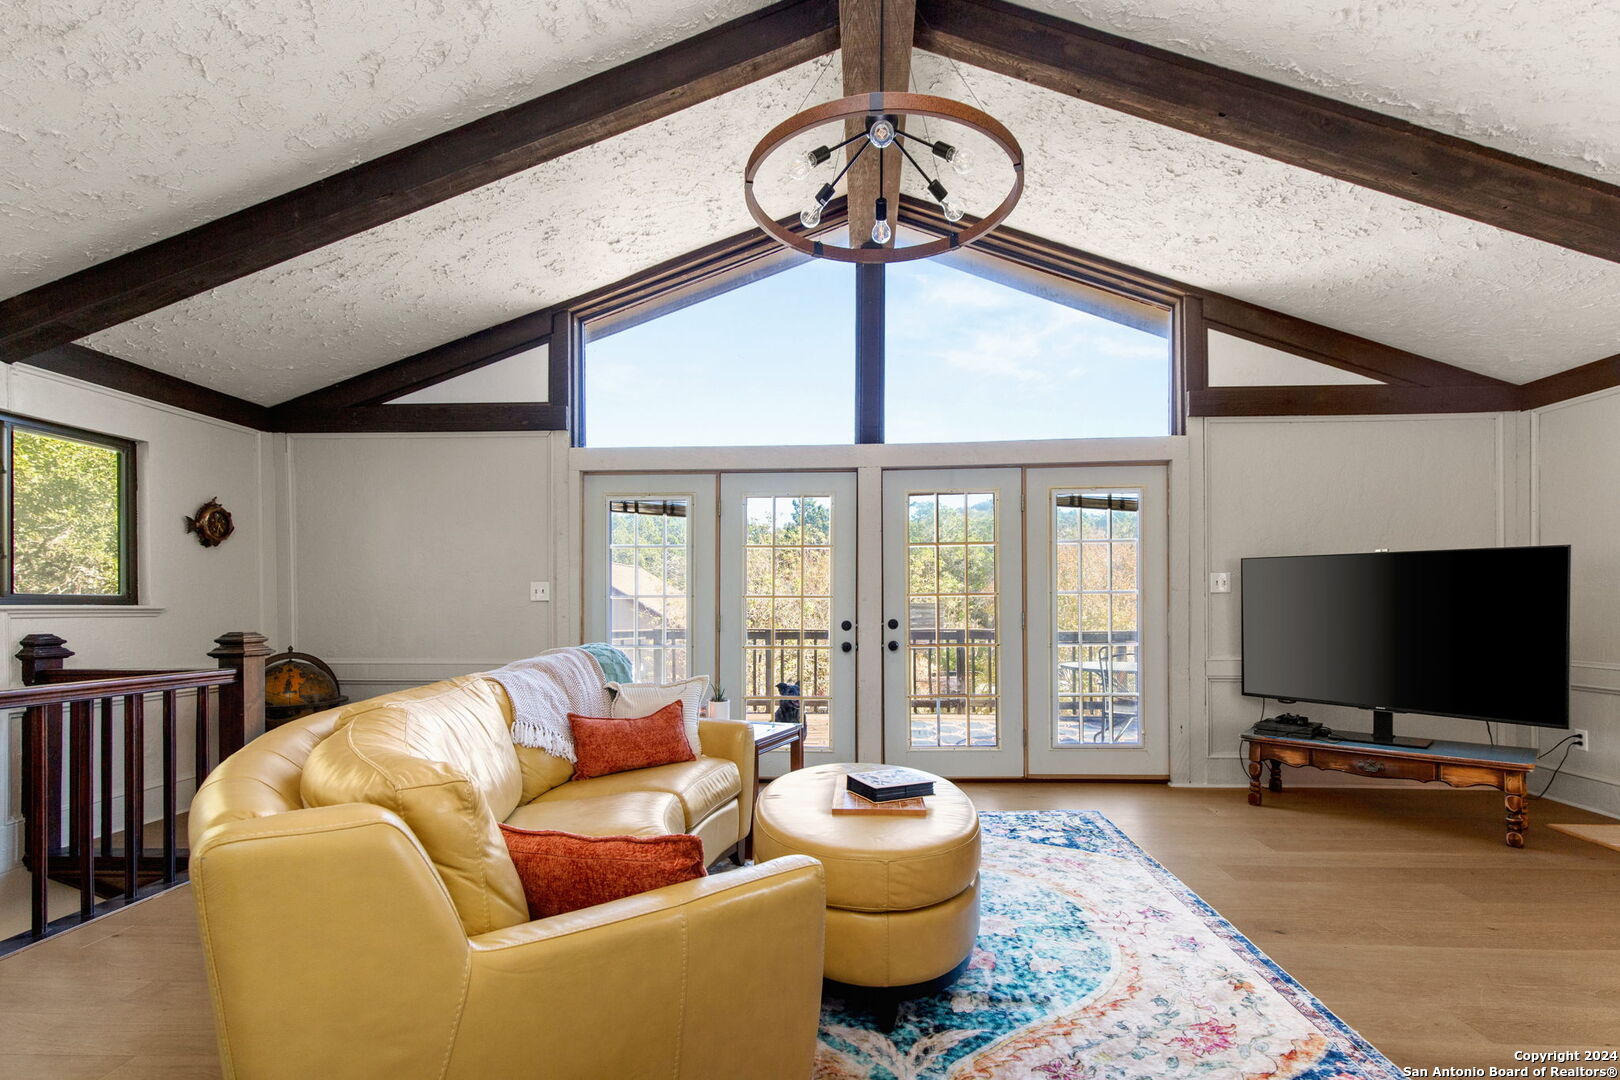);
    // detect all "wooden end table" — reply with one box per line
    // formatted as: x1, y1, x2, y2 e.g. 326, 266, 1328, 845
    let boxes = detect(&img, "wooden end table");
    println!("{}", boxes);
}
1243, 731, 1537, 847
741, 720, 806, 861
